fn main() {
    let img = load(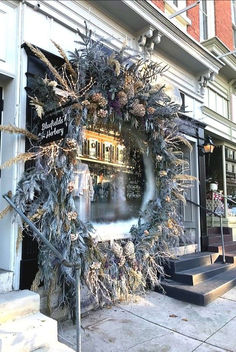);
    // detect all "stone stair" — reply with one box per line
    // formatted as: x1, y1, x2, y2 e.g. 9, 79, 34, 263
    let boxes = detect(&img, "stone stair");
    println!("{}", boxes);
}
0, 269, 13, 293
207, 227, 236, 253
157, 252, 236, 305
0, 290, 75, 352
